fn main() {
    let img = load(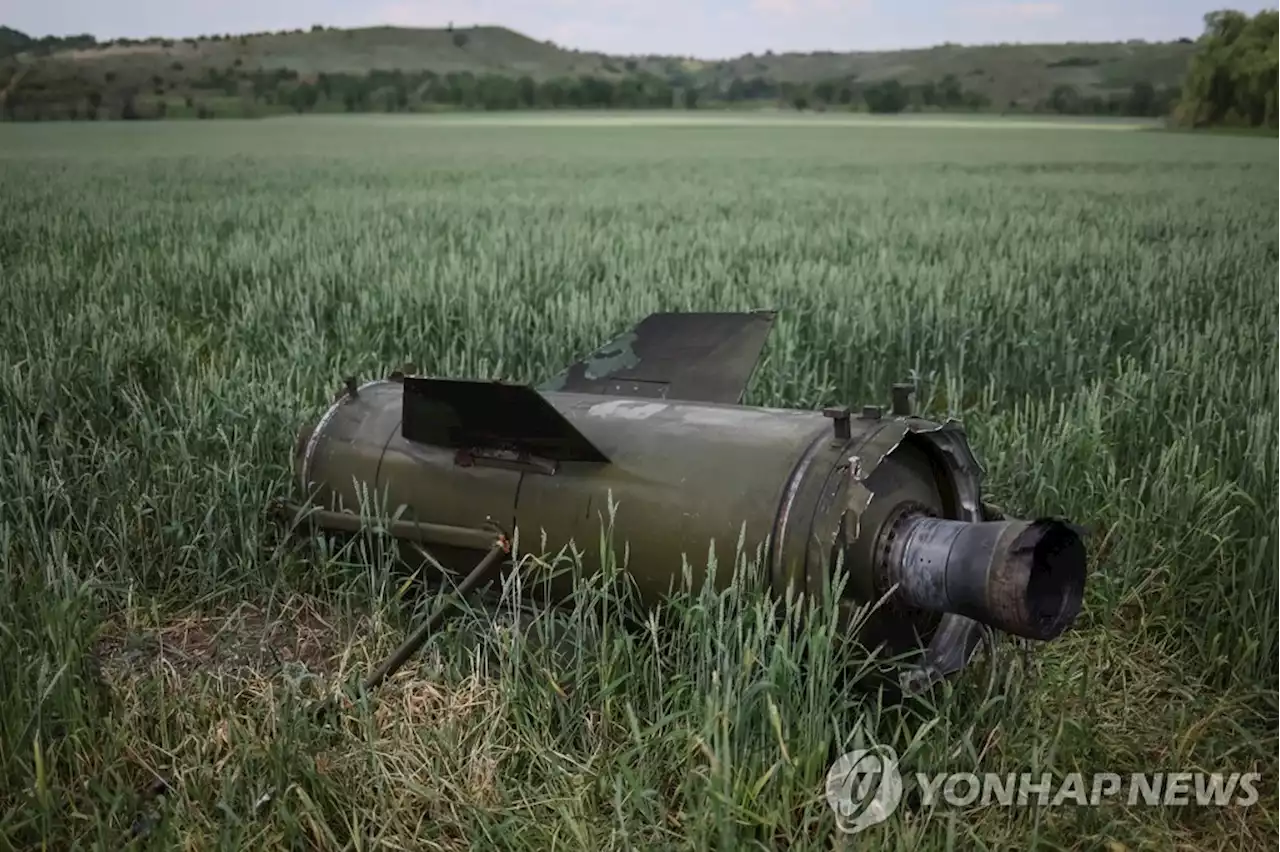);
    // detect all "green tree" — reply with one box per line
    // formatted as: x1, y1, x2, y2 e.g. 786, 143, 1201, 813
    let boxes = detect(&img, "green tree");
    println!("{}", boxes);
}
516, 75, 536, 107
1047, 83, 1081, 114
1175, 9, 1278, 127
864, 80, 907, 113
938, 73, 963, 107
1126, 81, 1157, 116
290, 83, 319, 113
